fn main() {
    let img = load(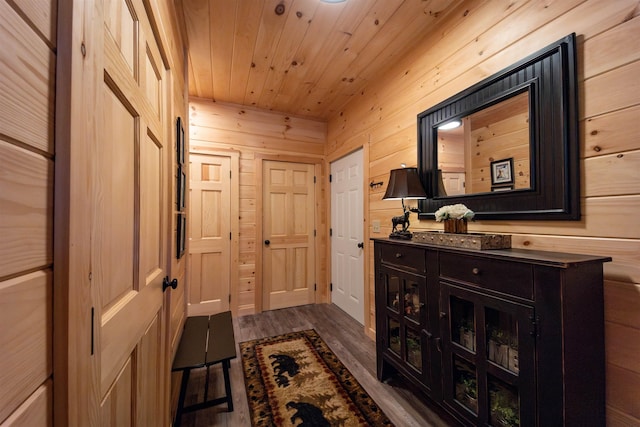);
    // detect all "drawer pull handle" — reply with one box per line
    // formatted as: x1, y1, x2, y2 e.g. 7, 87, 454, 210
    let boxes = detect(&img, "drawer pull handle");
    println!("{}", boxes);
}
439, 311, 447, 319
435, 337, 442, 352
424, 331, 433, 339
472, 267, 480, 275
395, 253, 403, 258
